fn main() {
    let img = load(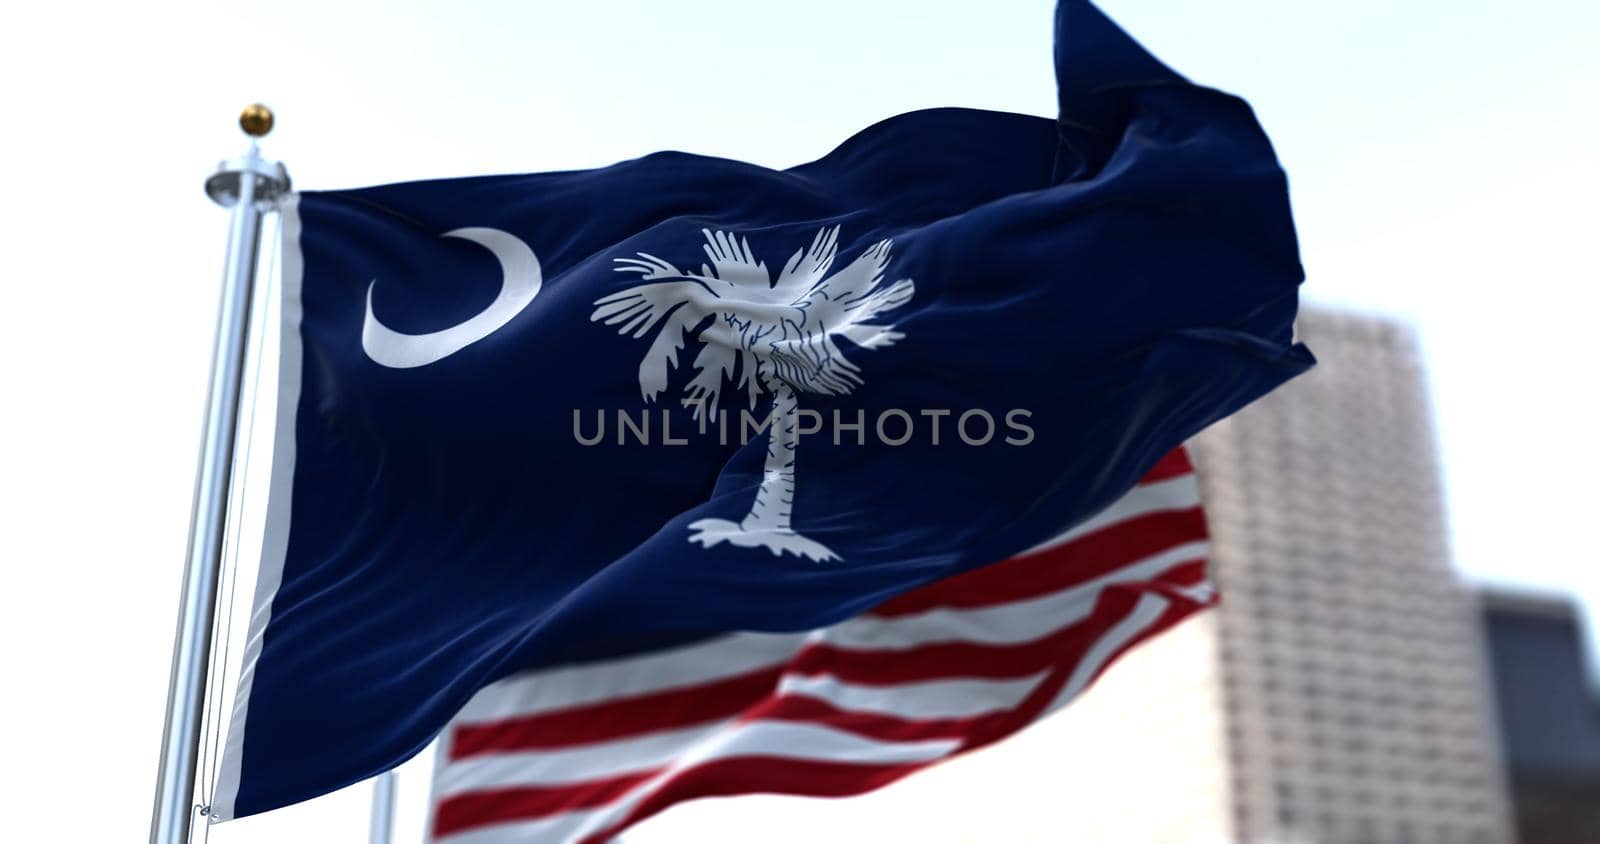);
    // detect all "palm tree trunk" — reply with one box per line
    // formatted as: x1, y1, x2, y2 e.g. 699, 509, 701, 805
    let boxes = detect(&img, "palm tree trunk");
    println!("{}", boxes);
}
741, 380, 799, 534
